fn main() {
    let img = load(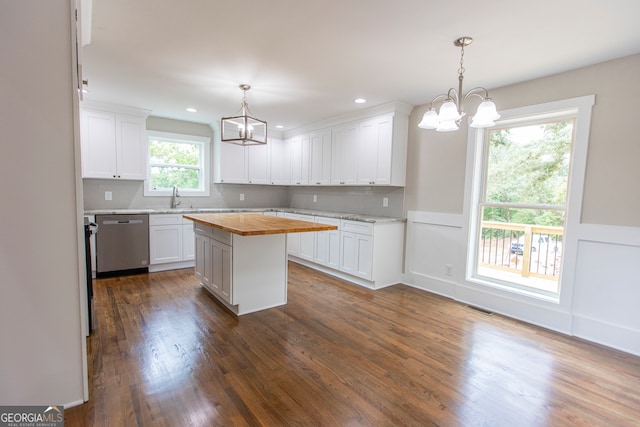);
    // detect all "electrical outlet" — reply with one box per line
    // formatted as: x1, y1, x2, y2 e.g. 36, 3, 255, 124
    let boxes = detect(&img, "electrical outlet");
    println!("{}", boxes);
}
239, 193, 245, 201
383, 197, 389, 207
445, 264, 453, 276
105, 191, 112, 201
313, 194, 317, 203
